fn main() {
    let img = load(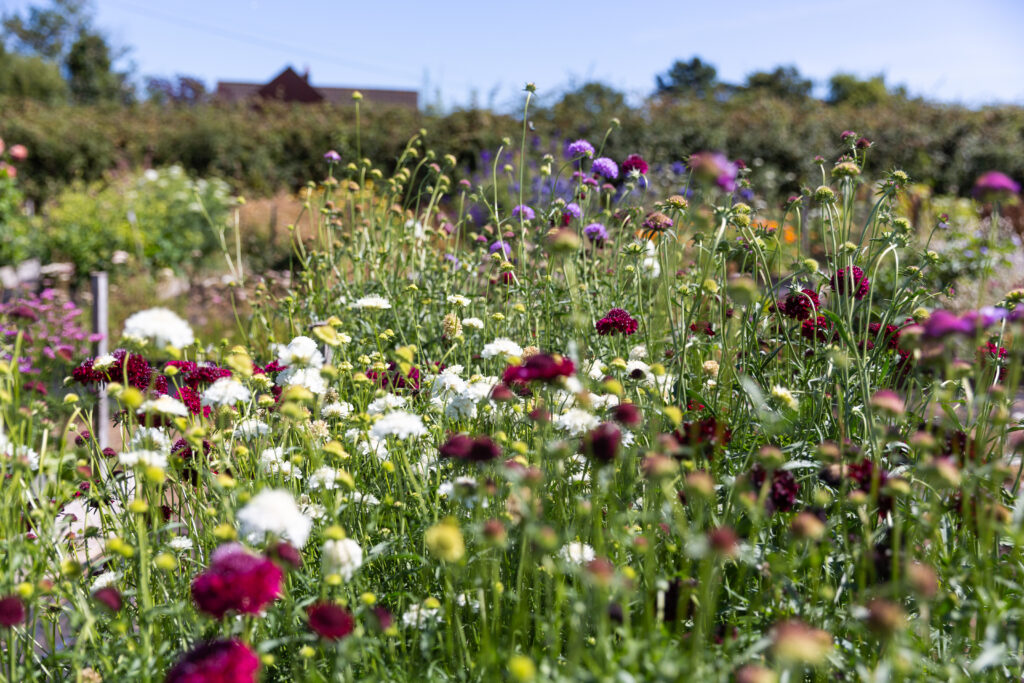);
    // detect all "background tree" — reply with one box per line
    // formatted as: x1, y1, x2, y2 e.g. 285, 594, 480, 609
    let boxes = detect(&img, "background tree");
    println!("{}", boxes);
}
65, 30, 132, 104
655, 57, 720, 99
827, 73, 905, 106
743, 65, 813, 100
145, 75, 208, 105
0, 44, 68, 102
1, 0, 89, 60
